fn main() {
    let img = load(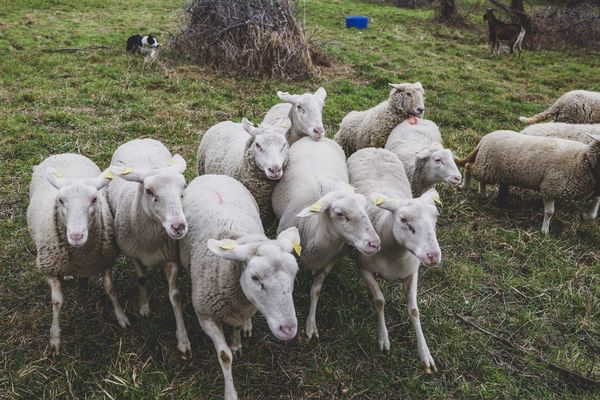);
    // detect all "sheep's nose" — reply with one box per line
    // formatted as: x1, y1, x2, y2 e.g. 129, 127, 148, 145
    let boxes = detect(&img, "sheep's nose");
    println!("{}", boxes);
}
313, 127, 324, 137
426, 251, 440, 266
70, 232, 84, 241
417, 107, 425, 114
171, 223, 186, 235
269, 166, 282, 174
278, 323, 297, 339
